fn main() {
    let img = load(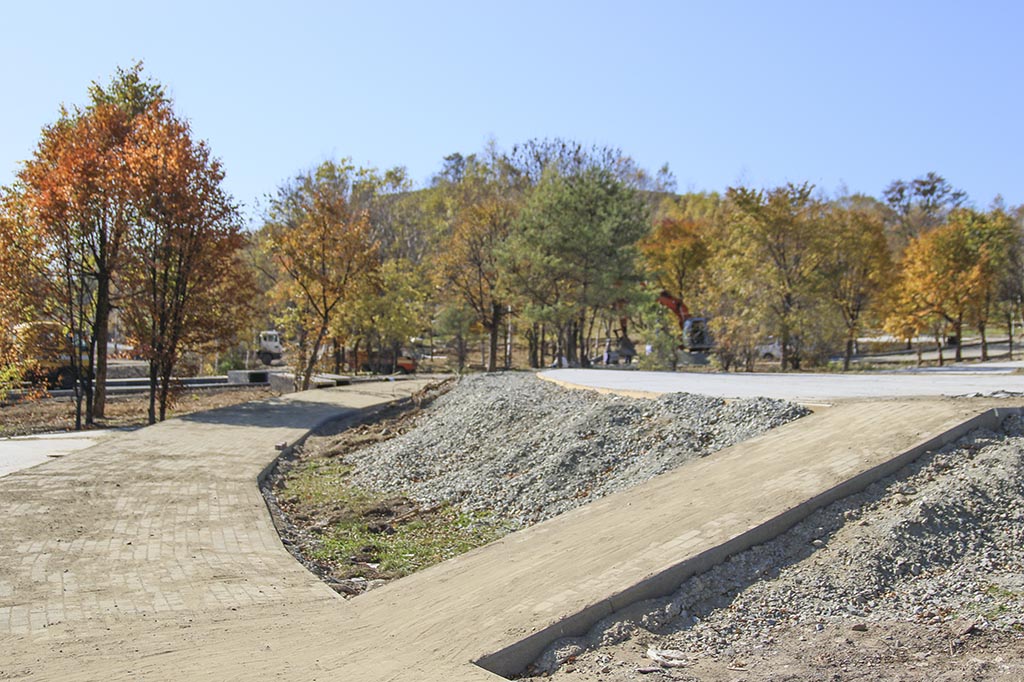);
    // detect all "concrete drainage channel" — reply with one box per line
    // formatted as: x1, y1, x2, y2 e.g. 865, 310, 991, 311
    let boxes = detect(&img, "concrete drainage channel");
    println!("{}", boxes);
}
471, 404, 1023, 679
